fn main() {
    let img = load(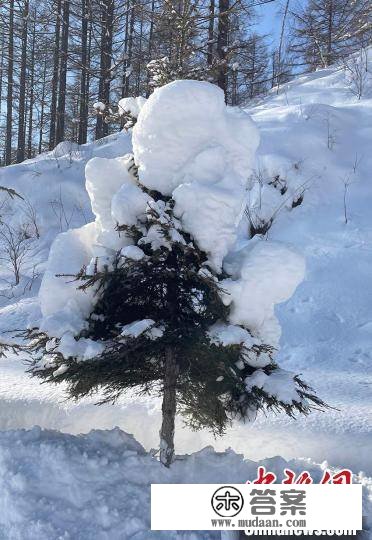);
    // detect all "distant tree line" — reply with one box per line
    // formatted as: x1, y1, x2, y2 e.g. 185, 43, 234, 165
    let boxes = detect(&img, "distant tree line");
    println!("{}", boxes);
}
0, 0, 370, 165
